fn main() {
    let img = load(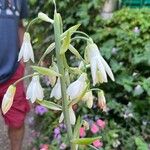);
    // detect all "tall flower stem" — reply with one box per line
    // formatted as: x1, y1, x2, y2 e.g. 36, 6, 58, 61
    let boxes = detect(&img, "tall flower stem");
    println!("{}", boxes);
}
54, 12, 74, 149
